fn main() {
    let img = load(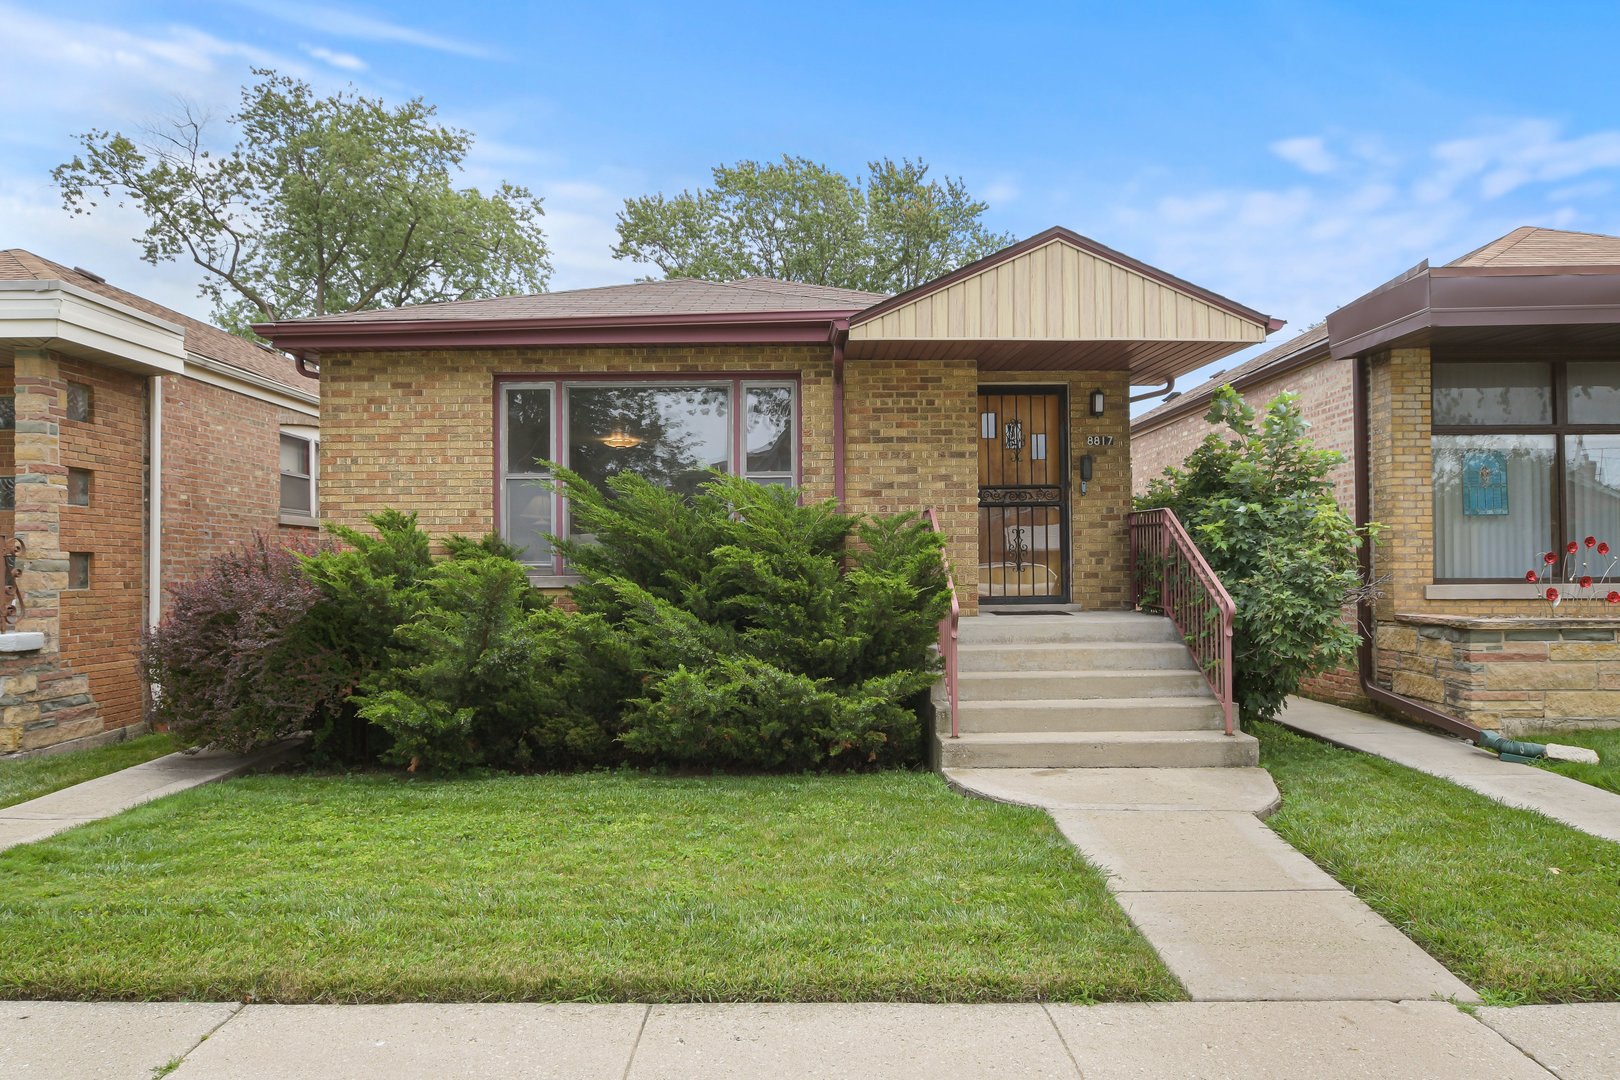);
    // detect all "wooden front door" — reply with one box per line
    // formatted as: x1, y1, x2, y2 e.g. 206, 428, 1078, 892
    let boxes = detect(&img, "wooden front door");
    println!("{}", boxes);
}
977, 387, 1069, 603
